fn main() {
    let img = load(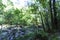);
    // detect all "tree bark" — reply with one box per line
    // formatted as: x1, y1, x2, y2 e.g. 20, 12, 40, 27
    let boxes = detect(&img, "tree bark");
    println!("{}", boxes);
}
40, 12, 45, 31
49, 0, 57, 31
49, 0, 54, 28
53, 0, 58, 29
